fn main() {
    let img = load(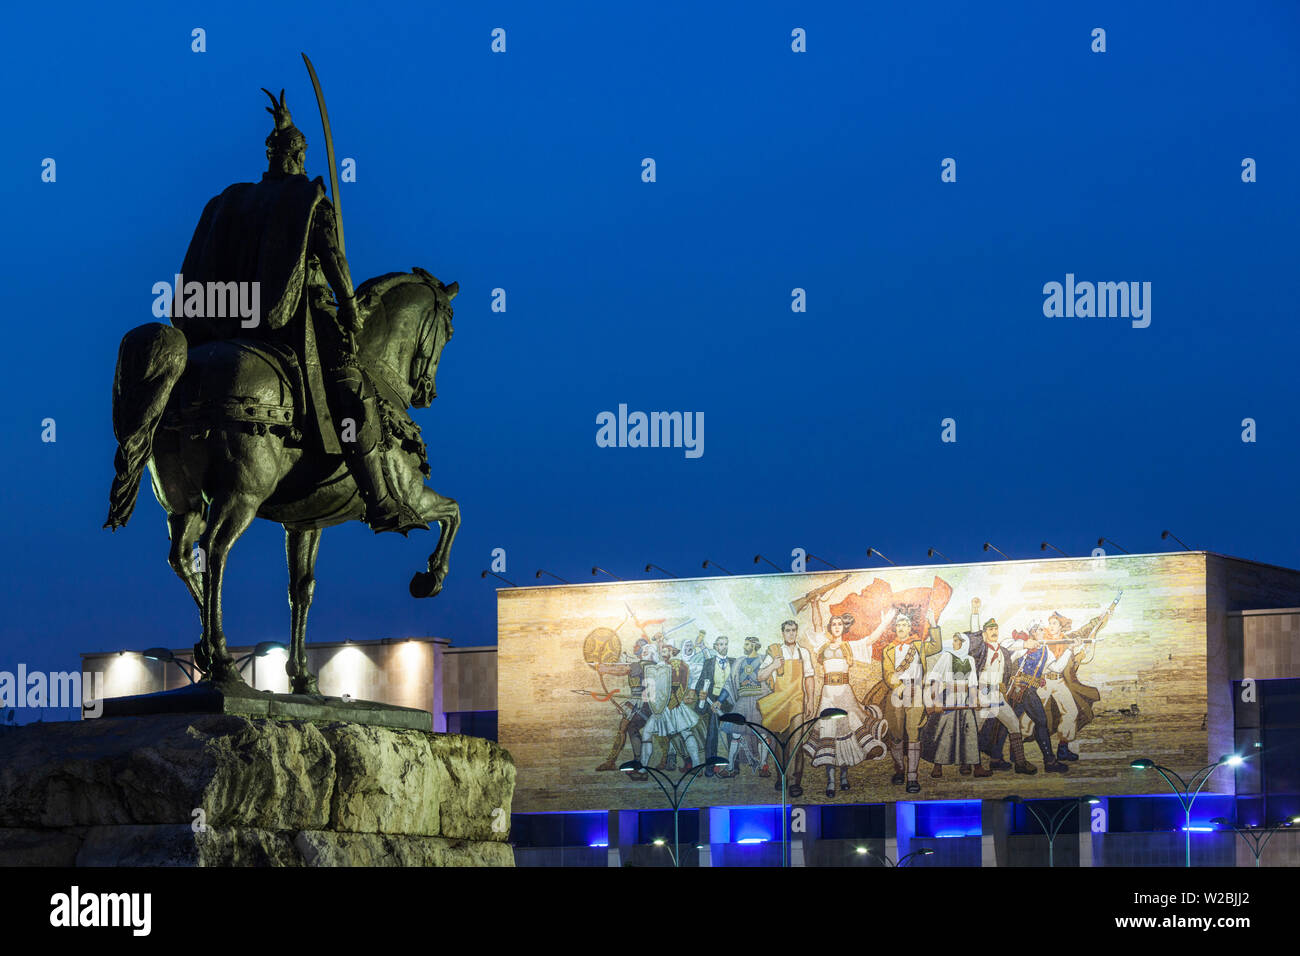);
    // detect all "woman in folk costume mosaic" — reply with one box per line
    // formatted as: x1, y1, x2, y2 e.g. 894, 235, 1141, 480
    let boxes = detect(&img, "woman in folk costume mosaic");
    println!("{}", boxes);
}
801, 597, 891, 798
919, 629, 983, 777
